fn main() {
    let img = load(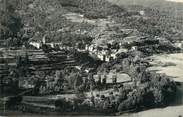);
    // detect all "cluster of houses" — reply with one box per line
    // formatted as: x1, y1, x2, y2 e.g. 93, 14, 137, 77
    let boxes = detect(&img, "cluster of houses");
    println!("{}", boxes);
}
29, 36, 75, 51
85, 43, 127, 62
30, 34, 166, 62
29, 31, 175, 63
29, 35, 129, 62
